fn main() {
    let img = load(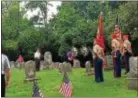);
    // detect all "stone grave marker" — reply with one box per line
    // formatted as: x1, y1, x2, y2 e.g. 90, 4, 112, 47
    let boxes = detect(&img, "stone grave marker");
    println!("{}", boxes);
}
127, 57, 138, 90
44, 51, 53, 69
85, 61, 94, 75
24, 60, 36, 81
73, 59, 80, 68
